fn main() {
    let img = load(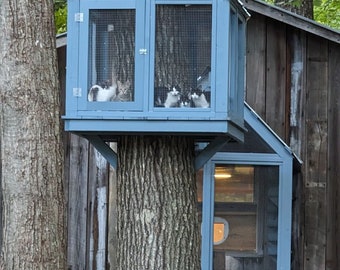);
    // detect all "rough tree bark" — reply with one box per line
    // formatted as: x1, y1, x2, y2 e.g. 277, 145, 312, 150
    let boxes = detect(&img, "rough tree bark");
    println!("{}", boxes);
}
116, 136, 200, 270
0, 0, 66, 269
275, 0, 314, 19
